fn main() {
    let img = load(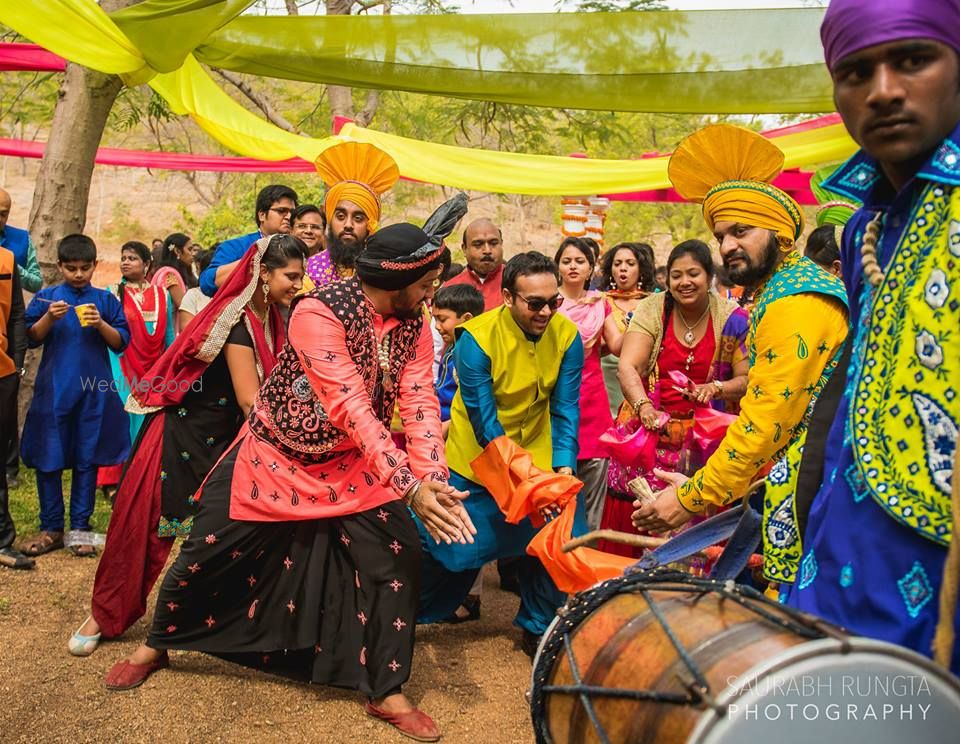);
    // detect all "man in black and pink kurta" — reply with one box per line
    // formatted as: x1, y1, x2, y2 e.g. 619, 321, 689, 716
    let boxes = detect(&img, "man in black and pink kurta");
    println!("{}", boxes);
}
104, 217, 474, 744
